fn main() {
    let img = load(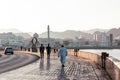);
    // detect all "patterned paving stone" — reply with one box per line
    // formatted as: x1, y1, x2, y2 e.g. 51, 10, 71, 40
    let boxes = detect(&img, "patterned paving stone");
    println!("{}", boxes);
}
0, 54, 111, 80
